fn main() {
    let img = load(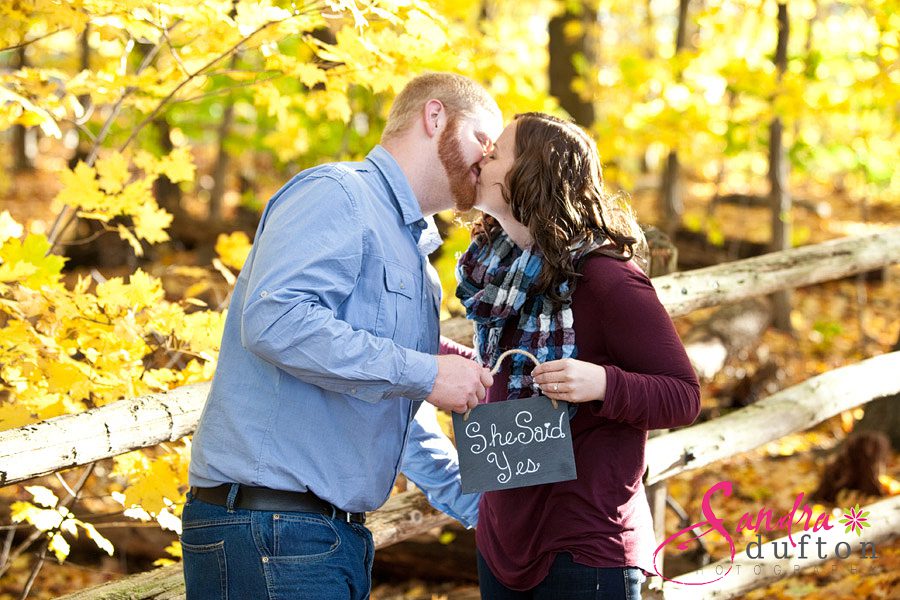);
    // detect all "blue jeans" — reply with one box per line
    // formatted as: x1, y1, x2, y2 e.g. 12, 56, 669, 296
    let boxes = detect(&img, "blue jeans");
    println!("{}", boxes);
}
477, 550, 645, 600
180, 489, 375, 599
